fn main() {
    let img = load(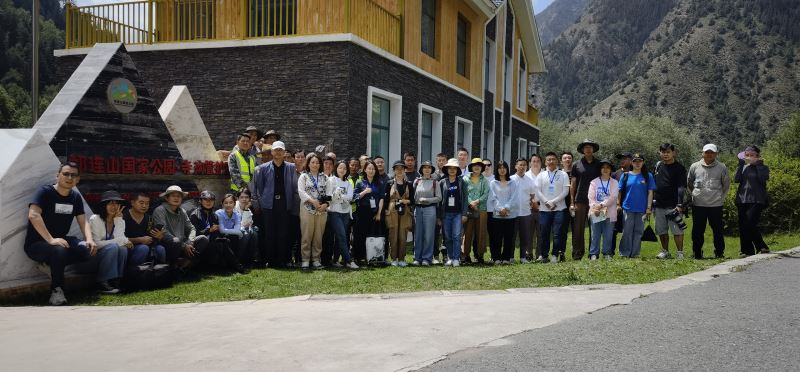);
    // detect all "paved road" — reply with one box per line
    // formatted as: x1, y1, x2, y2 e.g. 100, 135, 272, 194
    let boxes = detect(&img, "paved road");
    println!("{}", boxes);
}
422, 255, 800, 372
